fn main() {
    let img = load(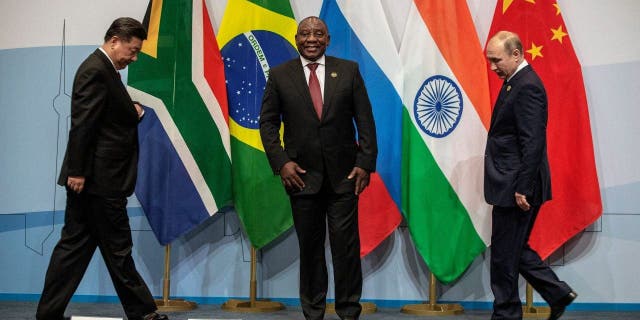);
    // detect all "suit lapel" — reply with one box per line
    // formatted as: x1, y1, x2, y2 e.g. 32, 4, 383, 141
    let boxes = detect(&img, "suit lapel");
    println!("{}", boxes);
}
286, 59, 322, 121
94, 49, 138, 119
95, 49, 122, 86
489, 65, 533, 132
323, 57, 338, 120
489, 81, 509, 131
